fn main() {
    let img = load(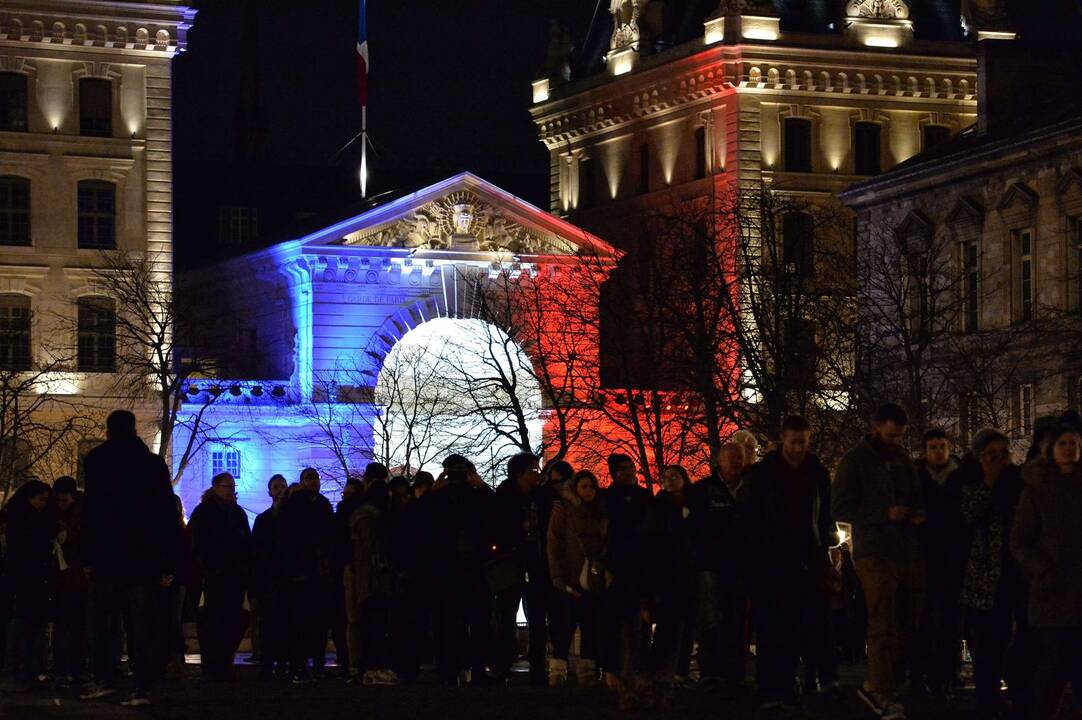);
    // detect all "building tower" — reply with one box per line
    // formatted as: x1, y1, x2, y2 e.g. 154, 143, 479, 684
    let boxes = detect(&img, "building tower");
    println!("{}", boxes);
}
0, 1, 195, 485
